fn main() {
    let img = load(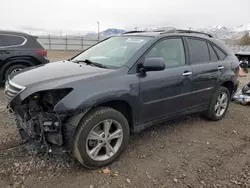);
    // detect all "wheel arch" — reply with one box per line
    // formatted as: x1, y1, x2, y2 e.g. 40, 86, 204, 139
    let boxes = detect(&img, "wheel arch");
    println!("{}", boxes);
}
0, 58, 35, 81
220, 81, 234, 96
97, 100, 134, 131
65, 99, 135, 134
